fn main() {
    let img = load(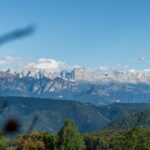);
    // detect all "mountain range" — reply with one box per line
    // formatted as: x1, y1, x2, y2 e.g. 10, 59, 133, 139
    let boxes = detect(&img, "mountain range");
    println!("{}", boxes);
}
0, 68, 150, 104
